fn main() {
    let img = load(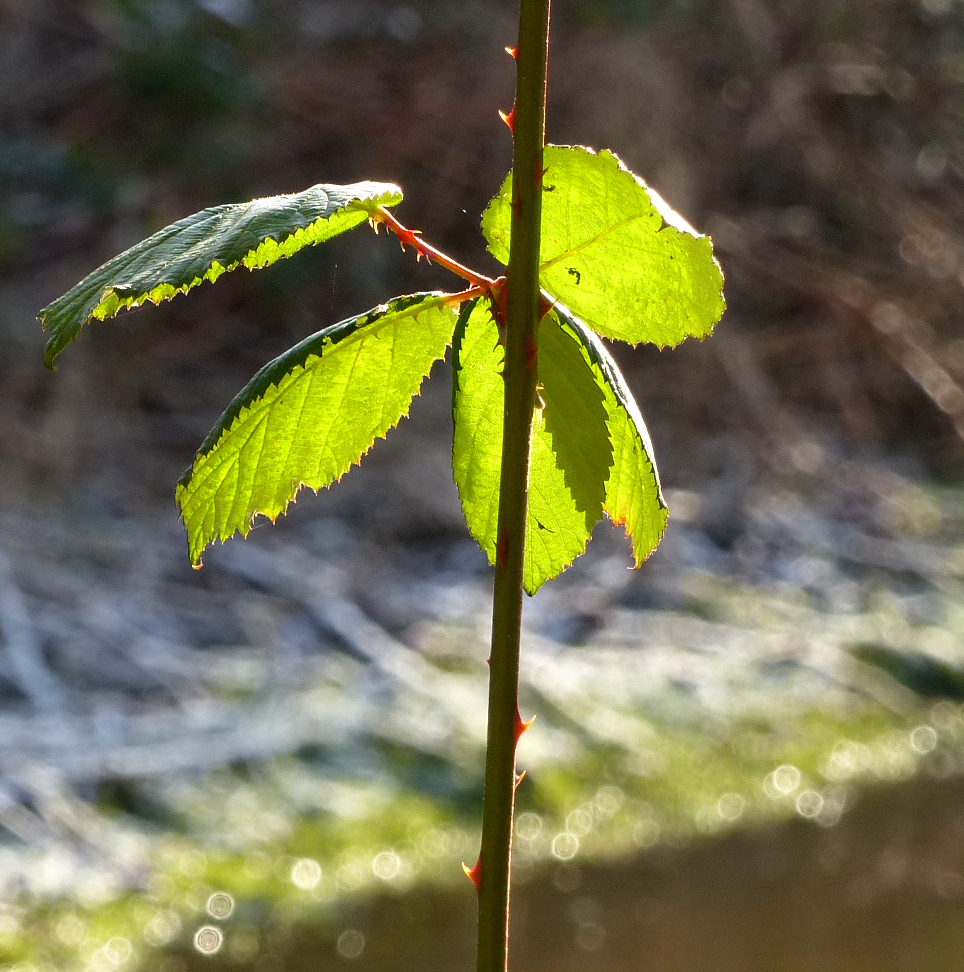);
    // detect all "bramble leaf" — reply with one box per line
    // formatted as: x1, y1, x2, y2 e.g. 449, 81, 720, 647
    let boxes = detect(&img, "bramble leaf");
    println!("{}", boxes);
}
40, 181, 402, 367
482, 145, 724, 347
452, 300, 613, 595
553, 306, 668, 564
176, 292, 458, 566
